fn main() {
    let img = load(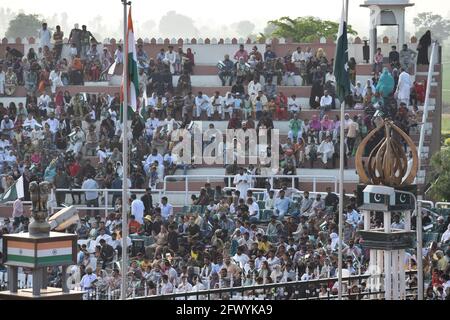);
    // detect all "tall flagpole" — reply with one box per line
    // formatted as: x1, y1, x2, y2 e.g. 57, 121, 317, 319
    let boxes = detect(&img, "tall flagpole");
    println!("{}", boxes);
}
121, 0, 130, 301
337, 0, 348, 301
